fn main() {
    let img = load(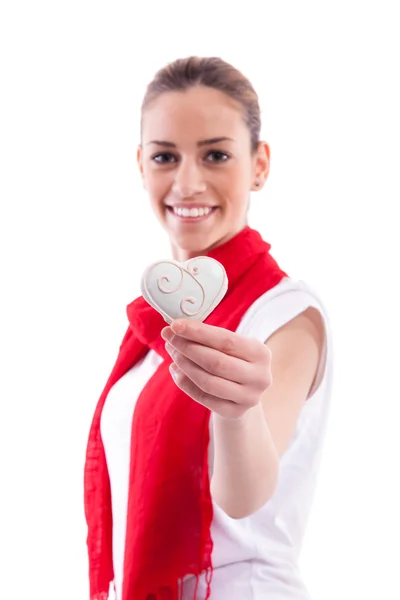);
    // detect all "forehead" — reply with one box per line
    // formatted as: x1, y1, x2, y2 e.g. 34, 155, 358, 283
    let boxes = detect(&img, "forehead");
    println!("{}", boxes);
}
141, 86, 248, 142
